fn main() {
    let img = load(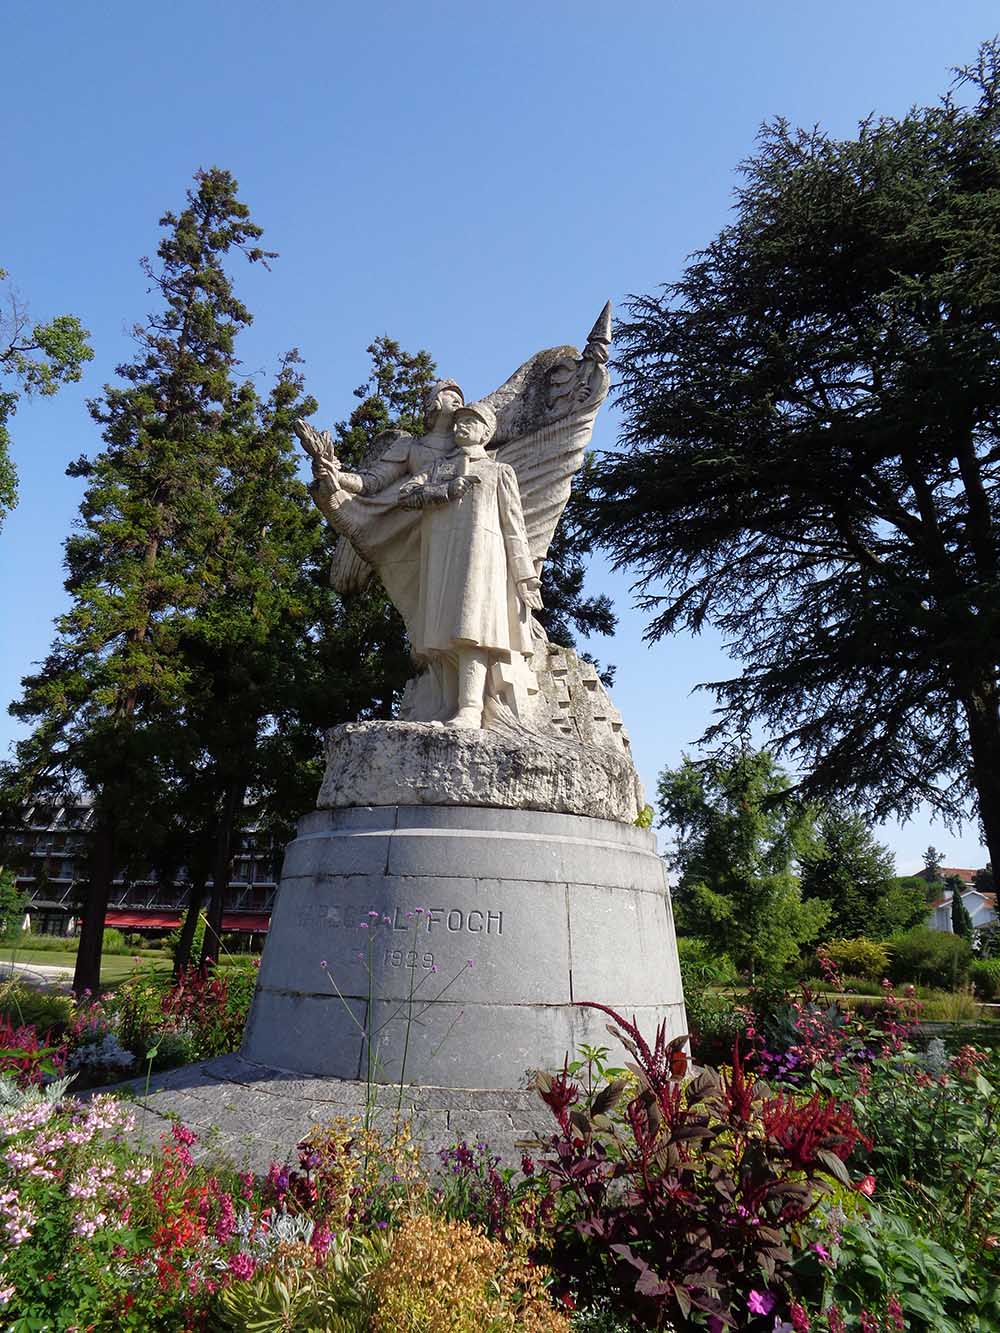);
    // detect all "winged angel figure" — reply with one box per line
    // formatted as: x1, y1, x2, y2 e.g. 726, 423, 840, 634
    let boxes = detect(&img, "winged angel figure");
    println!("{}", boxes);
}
295, 303, 611, 730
